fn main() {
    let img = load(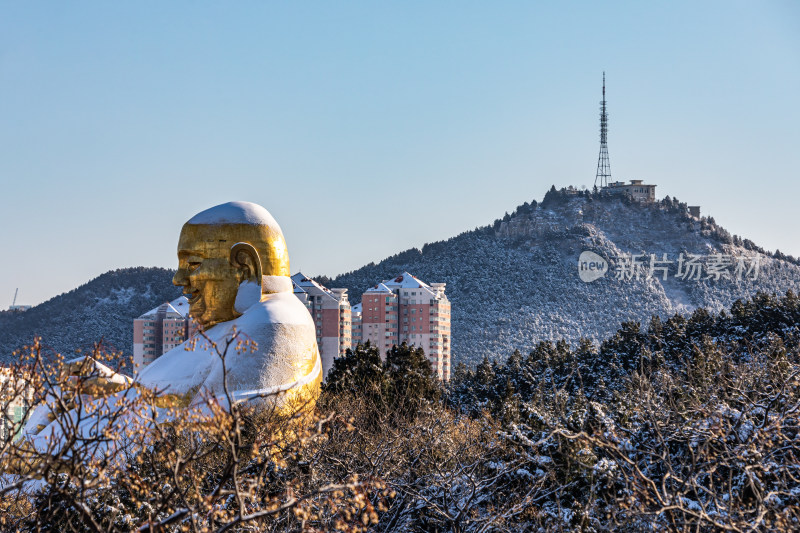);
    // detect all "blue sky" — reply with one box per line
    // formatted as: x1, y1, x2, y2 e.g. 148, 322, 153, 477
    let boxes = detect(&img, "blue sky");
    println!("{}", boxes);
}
1, 1, 799, 306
